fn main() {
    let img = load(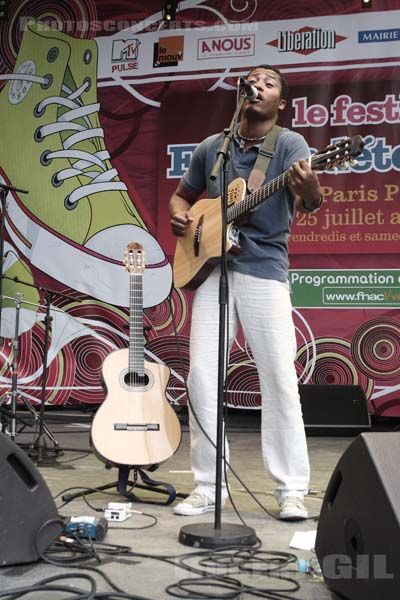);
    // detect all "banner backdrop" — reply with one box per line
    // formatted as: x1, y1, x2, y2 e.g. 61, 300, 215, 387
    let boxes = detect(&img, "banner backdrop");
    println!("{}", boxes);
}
0, 0, 399, 417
